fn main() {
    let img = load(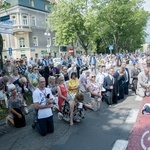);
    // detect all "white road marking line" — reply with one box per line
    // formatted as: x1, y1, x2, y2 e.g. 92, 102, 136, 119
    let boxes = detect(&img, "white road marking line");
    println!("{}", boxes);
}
125, 109, 139, 123
135, 95, 143, 101
112, 140, 128, 150
141, 130, 150, 150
